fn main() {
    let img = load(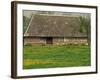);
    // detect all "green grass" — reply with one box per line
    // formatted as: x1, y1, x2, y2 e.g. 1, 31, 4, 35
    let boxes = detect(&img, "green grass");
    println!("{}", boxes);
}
23, 44, 91, 69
